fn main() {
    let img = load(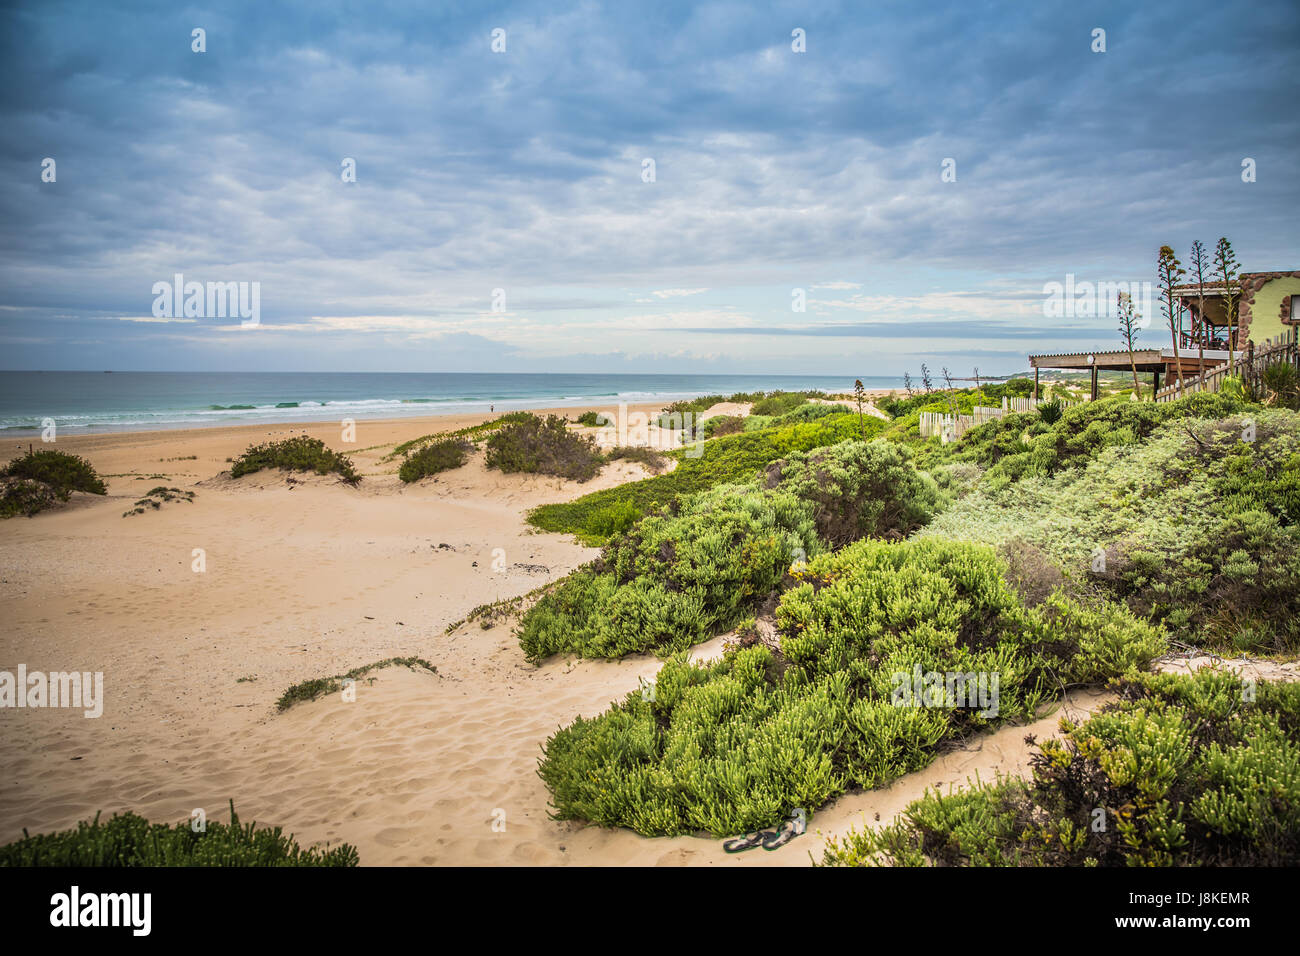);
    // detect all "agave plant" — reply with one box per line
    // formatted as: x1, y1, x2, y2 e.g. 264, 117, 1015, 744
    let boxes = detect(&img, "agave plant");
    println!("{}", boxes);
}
1259, 360, 1300, 410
